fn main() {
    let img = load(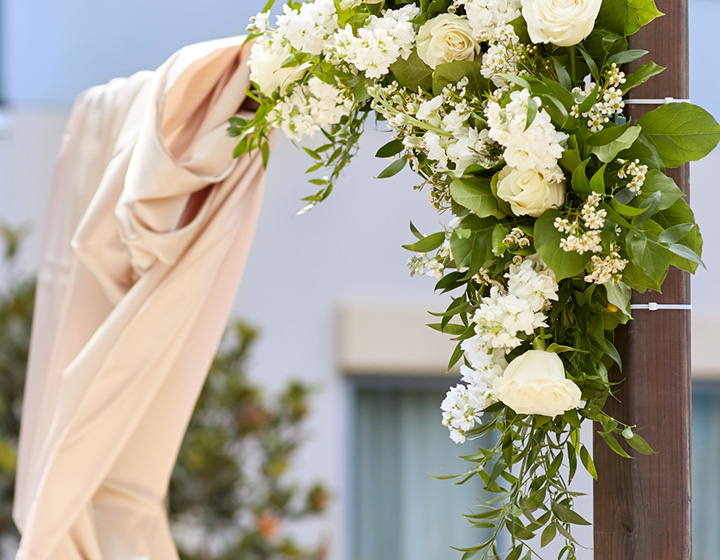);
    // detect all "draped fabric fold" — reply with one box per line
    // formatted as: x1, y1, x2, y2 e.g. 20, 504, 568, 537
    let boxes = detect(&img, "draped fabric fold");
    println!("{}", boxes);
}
13, 36, 269, 560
